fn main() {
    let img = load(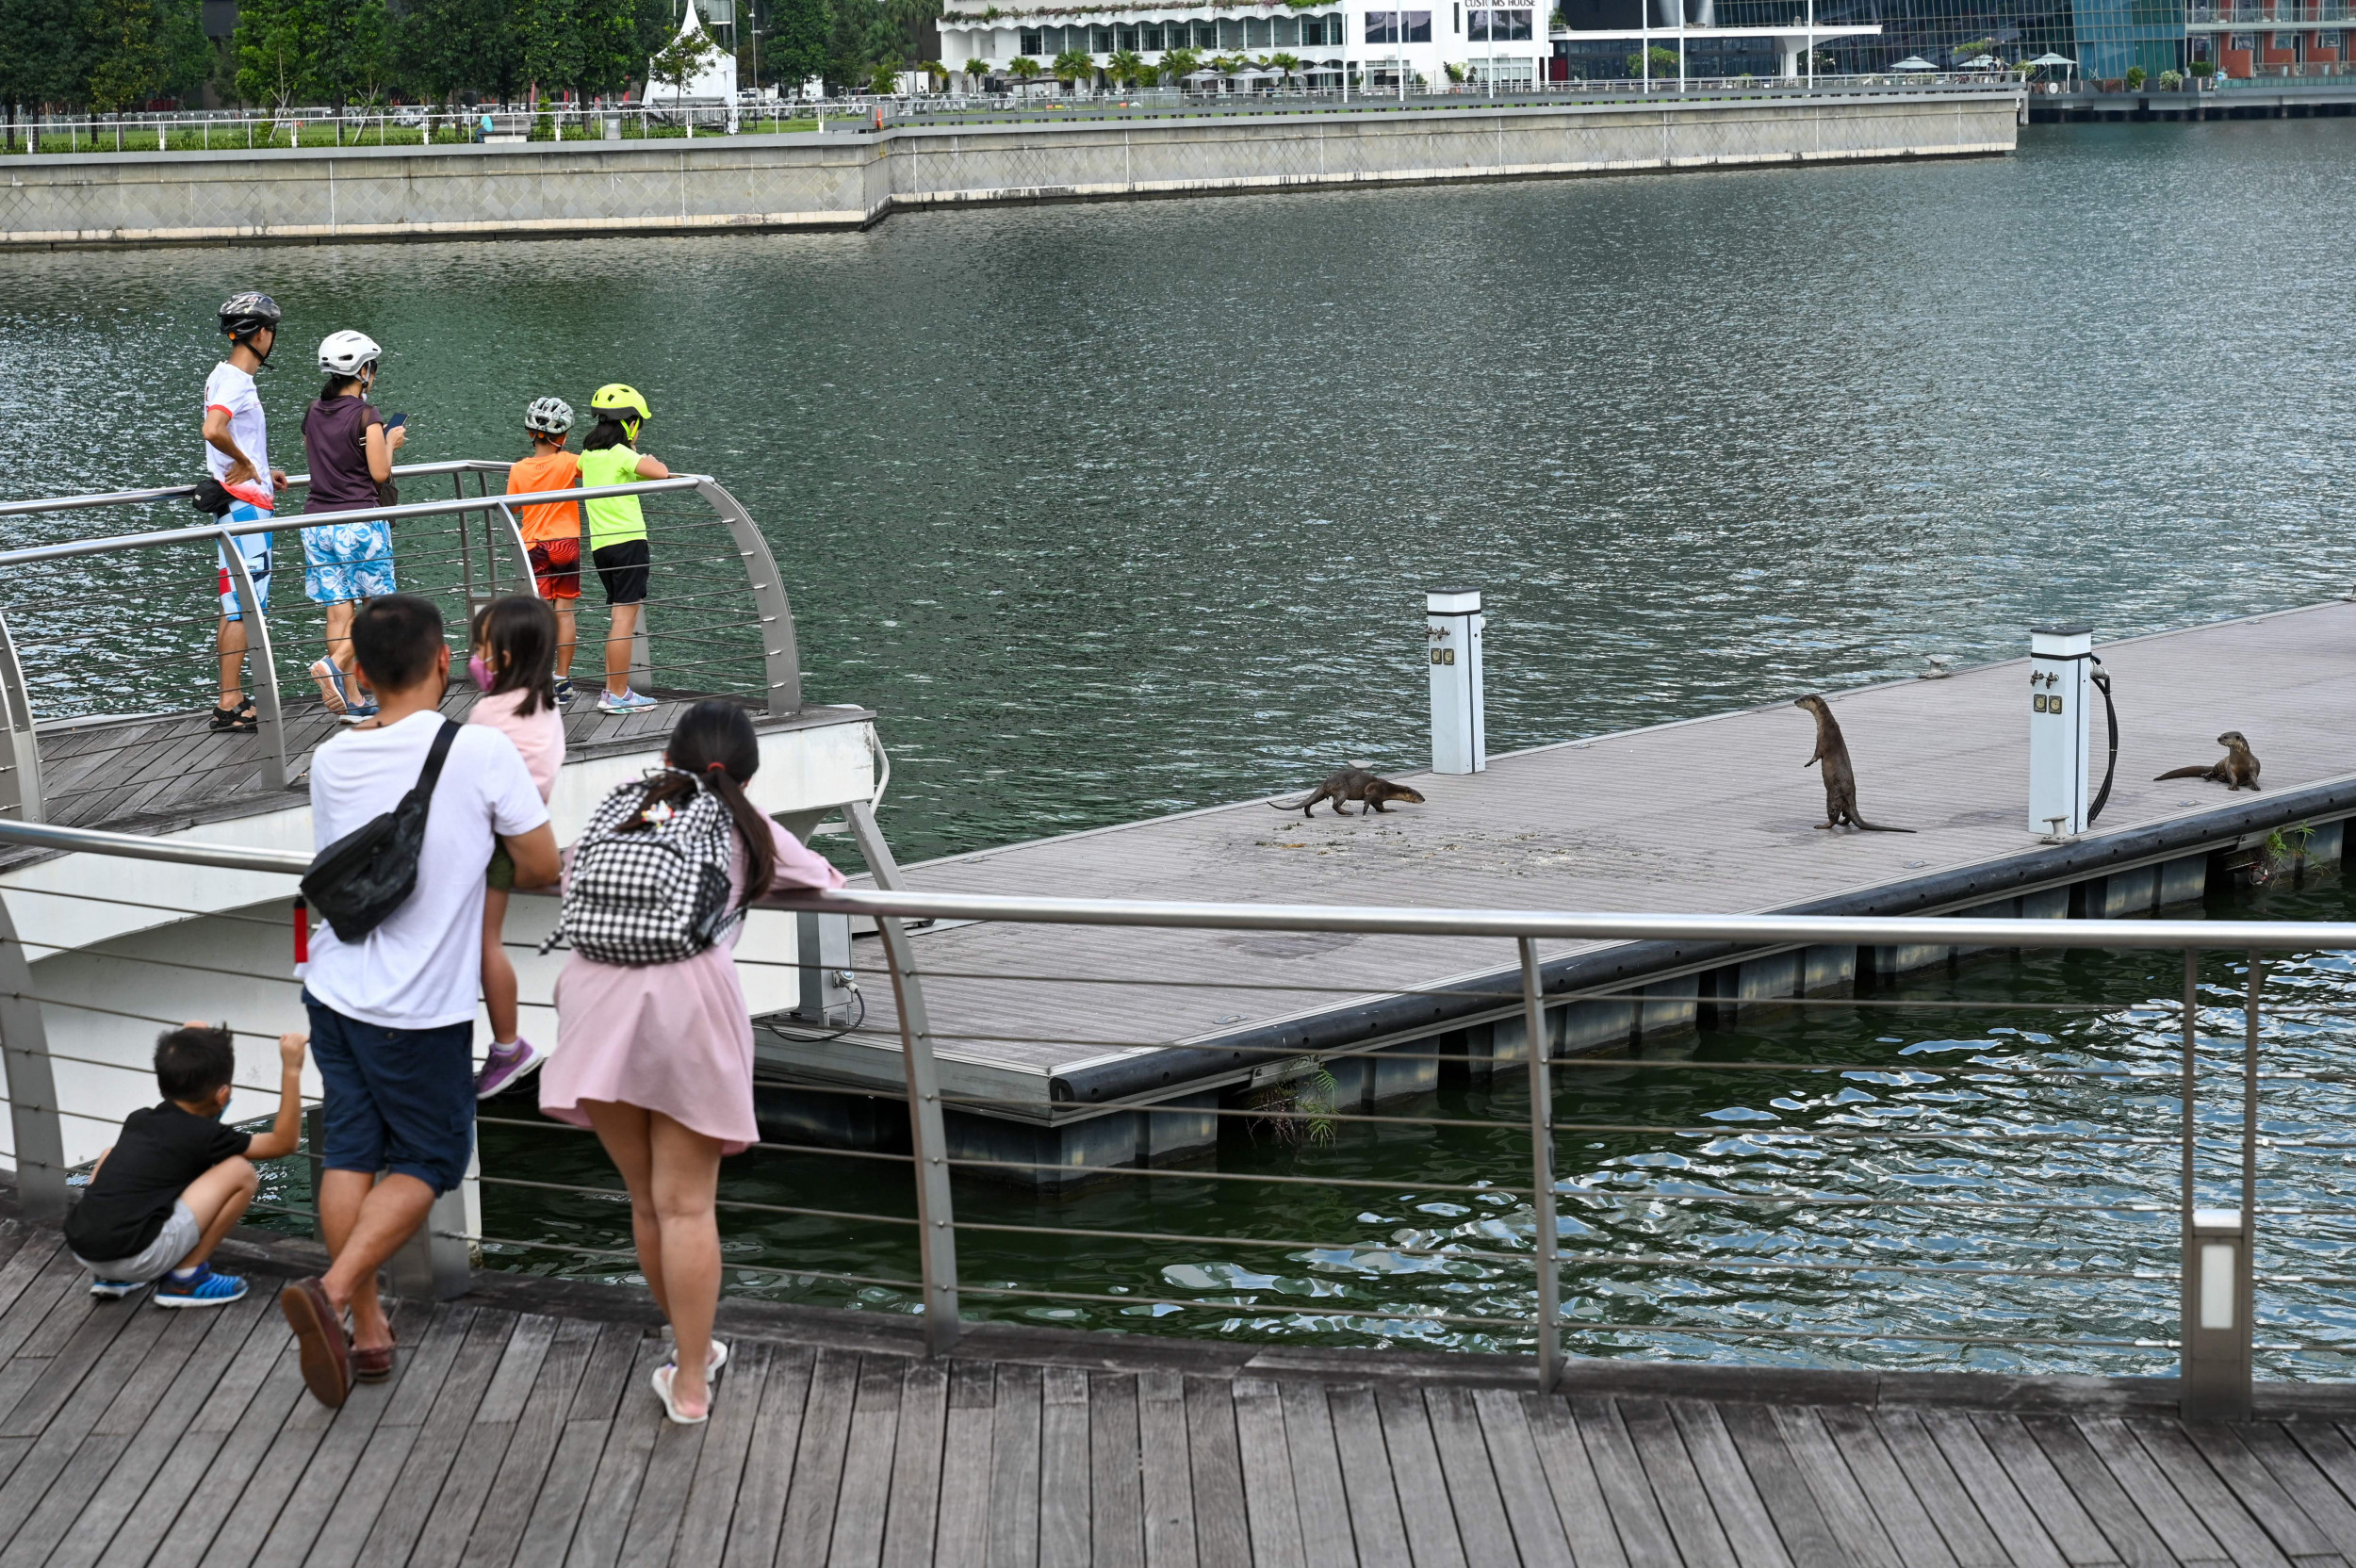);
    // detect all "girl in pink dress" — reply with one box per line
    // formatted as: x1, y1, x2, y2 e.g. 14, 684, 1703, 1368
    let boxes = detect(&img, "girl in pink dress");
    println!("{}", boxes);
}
539, 701, 846, 1423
